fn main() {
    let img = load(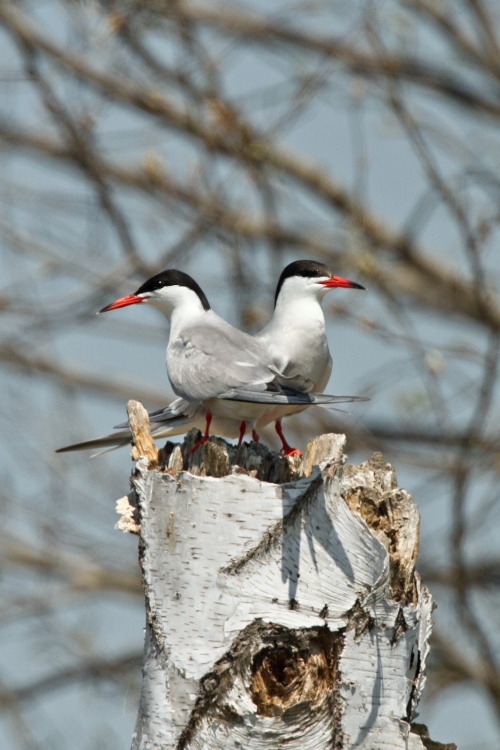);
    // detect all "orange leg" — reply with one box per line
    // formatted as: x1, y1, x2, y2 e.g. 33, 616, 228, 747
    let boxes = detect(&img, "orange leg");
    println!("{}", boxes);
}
188, 411, 212, 454
275, 420, 302, 457
237, 421, 246, 448
252, 429, 260, 443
